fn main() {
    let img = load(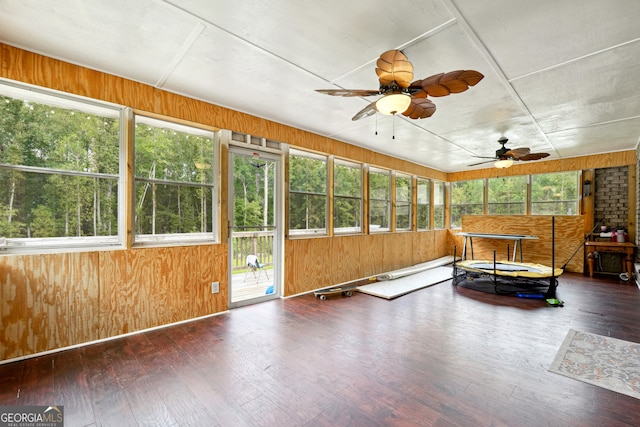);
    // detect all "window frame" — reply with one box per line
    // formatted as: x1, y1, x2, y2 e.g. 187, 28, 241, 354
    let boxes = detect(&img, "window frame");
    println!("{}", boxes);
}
530, 171, 580, 215
395, 172, 412, 231
416, 177, 431, 230
133, 113, 220, 246
369, 166, 392, 233
333, 158, 363, 235
0, 79, 126, 254
450, 179, 484, 229
288, 148, 328, 237
487, 175, 527, 215
433, 181, 445, 230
